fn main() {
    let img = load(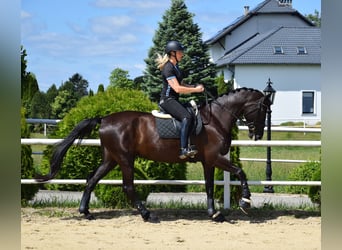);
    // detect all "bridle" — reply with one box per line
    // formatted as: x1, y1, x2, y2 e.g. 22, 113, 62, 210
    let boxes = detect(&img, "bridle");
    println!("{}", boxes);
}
241, 97, 268, 137
203, 89, 267, 134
